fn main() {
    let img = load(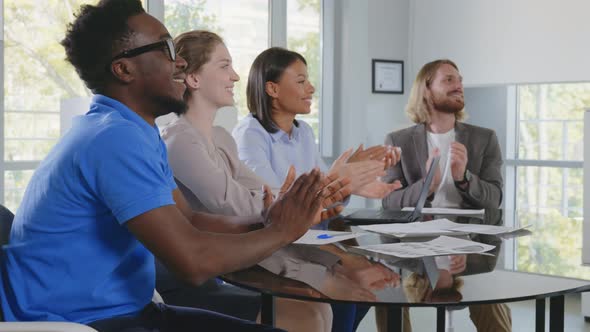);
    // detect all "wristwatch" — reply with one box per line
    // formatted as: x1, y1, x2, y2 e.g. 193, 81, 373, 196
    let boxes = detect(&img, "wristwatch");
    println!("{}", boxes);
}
455, 169, 472, 186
